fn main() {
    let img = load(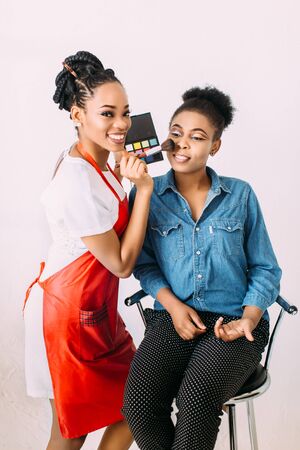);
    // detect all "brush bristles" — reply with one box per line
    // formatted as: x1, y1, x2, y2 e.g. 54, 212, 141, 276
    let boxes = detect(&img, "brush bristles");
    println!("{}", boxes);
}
161, 138, 175, 152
